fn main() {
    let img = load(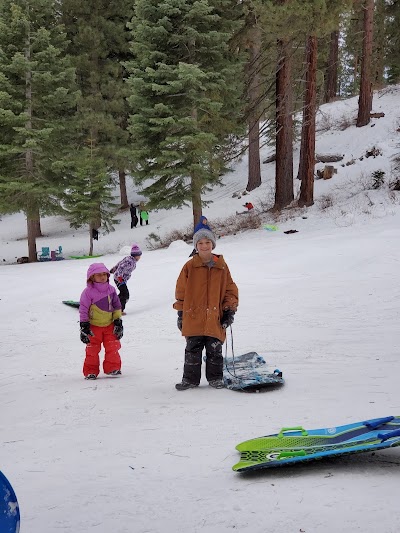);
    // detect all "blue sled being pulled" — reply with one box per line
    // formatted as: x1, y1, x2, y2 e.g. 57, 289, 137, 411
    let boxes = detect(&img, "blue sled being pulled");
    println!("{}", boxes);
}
224, 351, 284, 392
